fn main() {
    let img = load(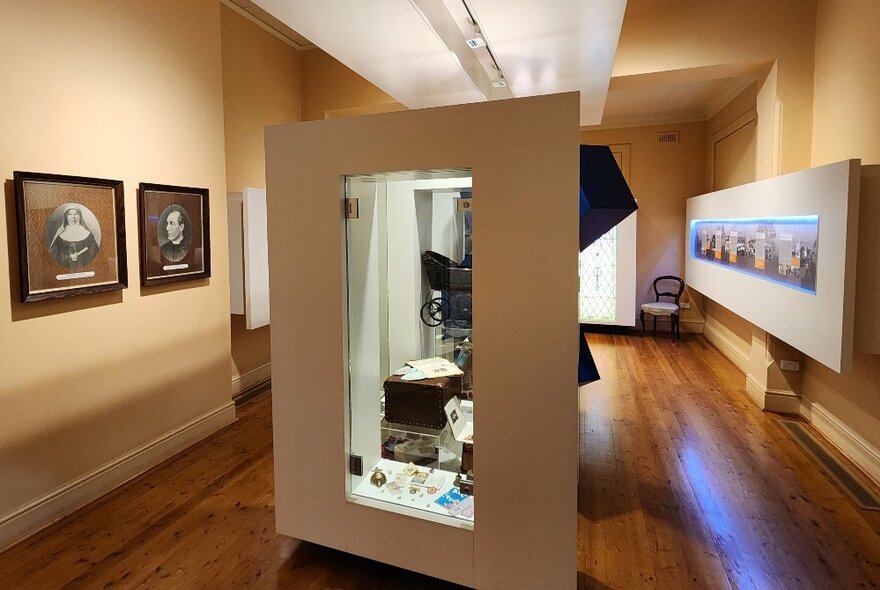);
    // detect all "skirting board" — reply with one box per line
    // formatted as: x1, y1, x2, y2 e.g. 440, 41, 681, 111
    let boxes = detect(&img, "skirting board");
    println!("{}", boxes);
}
703, 320, 750, 374
745, 374, 801, 414
765, 390, 802, 415
232, 362, 271, 398
745, 374, 767, 409
805, 402, 880, 490
681, 318, 705, 334
0, 401, 236, 551
705, 322, 801, 414
701, 325, 880, 493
